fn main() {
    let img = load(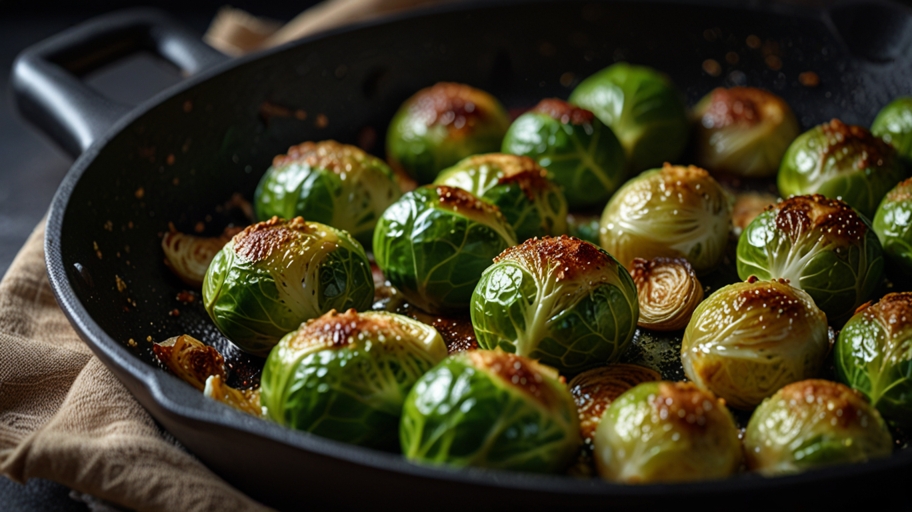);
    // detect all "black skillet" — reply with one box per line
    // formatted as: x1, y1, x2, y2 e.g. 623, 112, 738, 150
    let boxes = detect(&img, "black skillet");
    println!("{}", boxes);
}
13, 0, 912, 509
